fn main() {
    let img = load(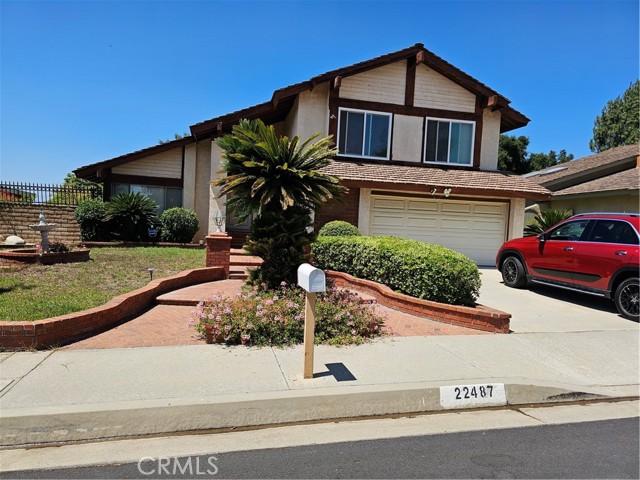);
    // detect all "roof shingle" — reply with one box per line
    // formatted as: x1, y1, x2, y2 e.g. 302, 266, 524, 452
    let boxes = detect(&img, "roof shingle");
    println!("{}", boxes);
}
322, 161, 551, 199
553, 167, 639, 196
